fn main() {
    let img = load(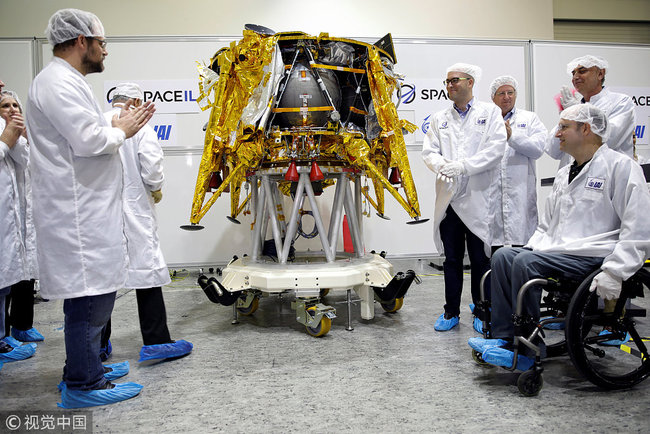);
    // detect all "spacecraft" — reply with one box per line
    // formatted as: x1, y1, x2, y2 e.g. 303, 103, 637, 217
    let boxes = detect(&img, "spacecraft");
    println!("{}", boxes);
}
183, 24, 425, 336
